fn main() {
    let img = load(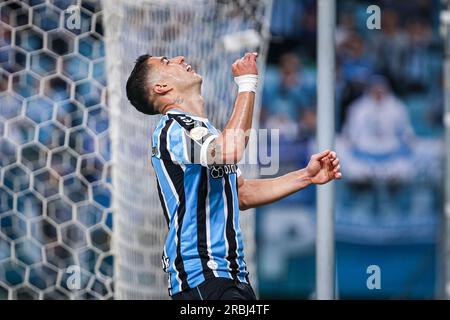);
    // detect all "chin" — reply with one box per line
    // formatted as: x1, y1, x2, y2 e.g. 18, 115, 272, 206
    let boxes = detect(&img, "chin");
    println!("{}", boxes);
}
194, 74, 203, 83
